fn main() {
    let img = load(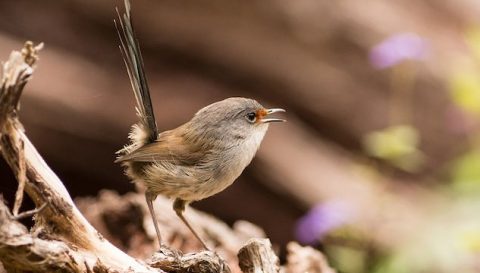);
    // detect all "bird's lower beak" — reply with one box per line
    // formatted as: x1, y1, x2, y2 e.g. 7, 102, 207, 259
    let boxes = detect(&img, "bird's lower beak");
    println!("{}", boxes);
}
262, 108, 286, 123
